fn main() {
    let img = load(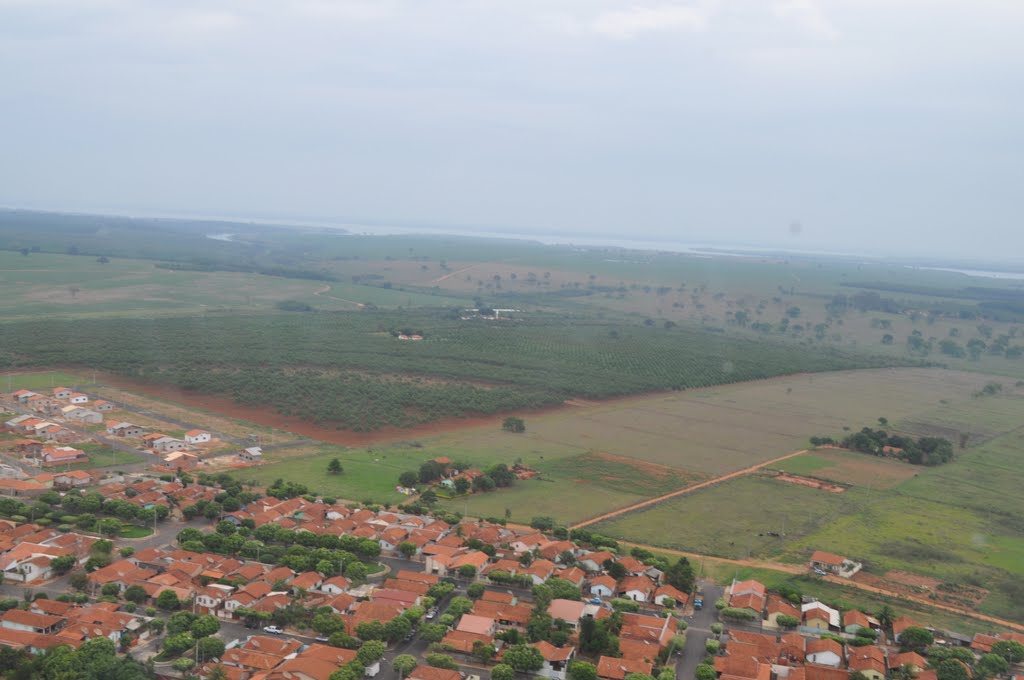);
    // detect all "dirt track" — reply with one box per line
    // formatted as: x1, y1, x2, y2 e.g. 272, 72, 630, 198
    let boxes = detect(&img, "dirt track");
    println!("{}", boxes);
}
569, 449, 811, 529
